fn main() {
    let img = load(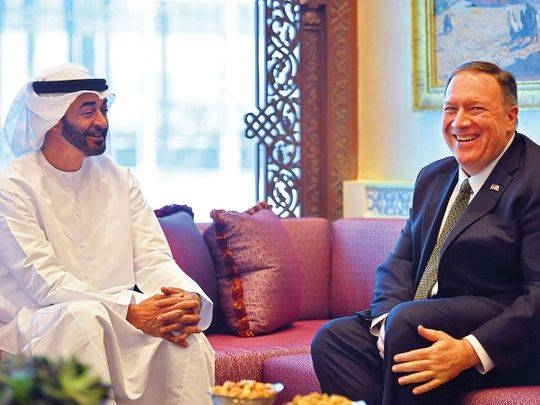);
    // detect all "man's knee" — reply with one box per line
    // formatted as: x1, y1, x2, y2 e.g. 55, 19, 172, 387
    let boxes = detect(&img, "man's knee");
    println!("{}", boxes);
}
44, 300, 113, 341
60, 300, 110, 323
385, 301, 433, 352
386, 301, 422, 334
27, 300, 111, 340
26, 301, 113, 371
